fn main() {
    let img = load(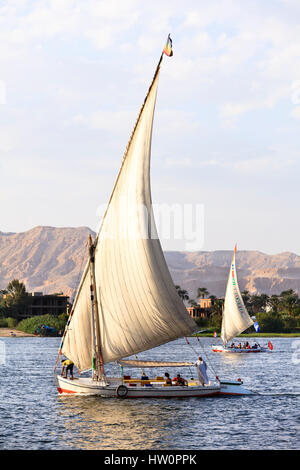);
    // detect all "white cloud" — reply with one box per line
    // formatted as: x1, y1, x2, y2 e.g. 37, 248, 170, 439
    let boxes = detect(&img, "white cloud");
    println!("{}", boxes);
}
84, 27, 115, 50
165, 158, 219, 168
0, 80, 6, 104
88, 0, 140, 20
156, 109, 202, 134
71, 110, 136, 132
291, 81, 300, 105
219, 88, 286, 120
291, 106, 300, 120
233, 155, 296, 173
0, 126, 17, 153
165, 157, 192, 168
